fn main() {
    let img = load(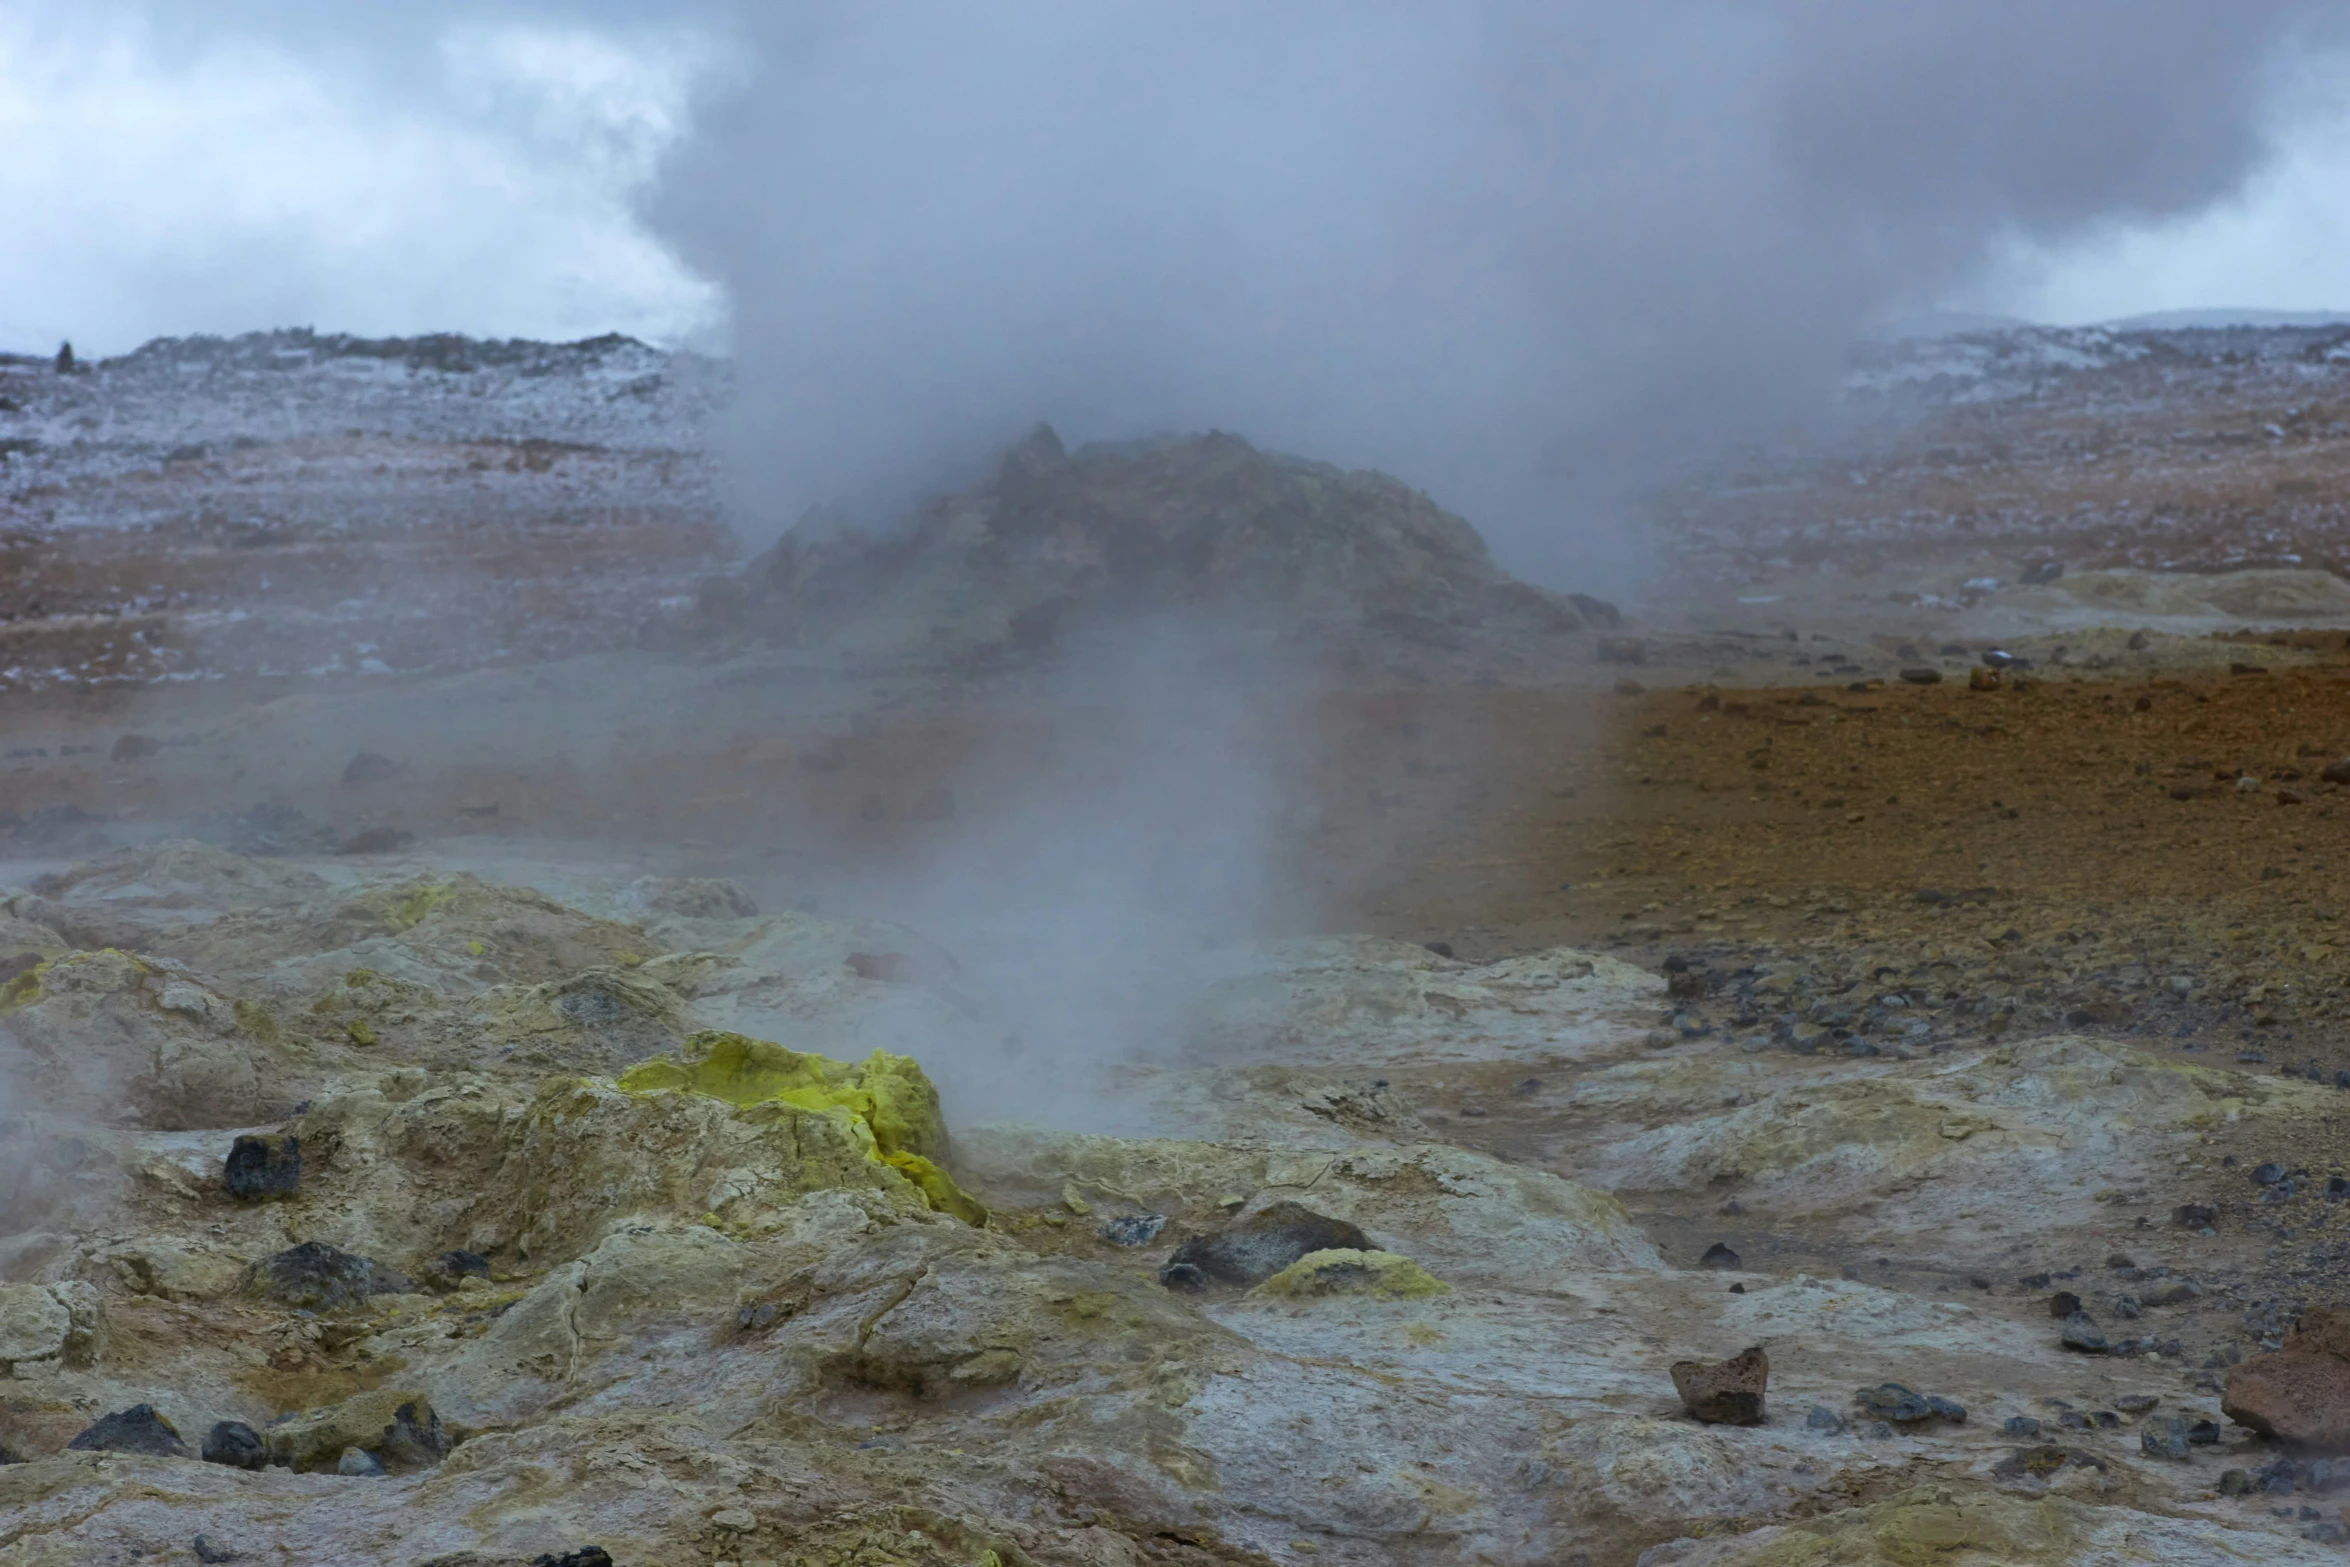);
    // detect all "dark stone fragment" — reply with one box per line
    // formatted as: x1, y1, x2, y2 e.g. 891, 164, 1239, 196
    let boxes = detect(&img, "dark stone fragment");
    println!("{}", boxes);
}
1854, 1383, 1939, 1424
2220, 1467, 2252, 1495
2003, 1416, 2041, 1436
2060, 1311, 2110, 1353
1992, 1444, 2104, 1482
2141, 1415, 2192, 1460
1100, 1214, 1166, 1247
1698, 1242, 1742, 1269
2330, 1176, 2350, 1200
2173, 1203, 2217, 1229
2112, 1393, 2159, 1415
67, 1404, 188, 1457
2188, 1419, 2223, 1444
193, 1537, 238, 1564
1157, 1201, 1371, 1290
223, 1134, 300, 1199
1158, 1261, 1208, 1292
532, 1551, 615, 1567
1925, 1395, 1967, 1423
421, 1250, 491, 1292
110, 733, 161, 764
2255, 1161, 2288, 1186
200, 1420, 266, 1470
2019, 1272, 2052, 1288
2050, 1290, 2083, 1319
2307, 1456, 2350, 1494
337, 1446, 387, 1476
1422, 941, 1455, 958
248, 1241, 408, 1310
1806, 1404, 1843, 1433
